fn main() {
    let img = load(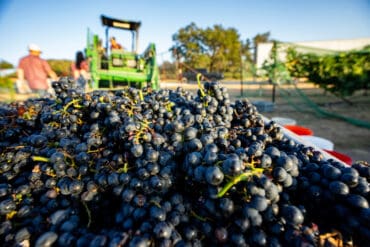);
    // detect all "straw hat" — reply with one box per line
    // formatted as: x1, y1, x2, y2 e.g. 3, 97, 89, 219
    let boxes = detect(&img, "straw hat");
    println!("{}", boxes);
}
28, 43, 41, 52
